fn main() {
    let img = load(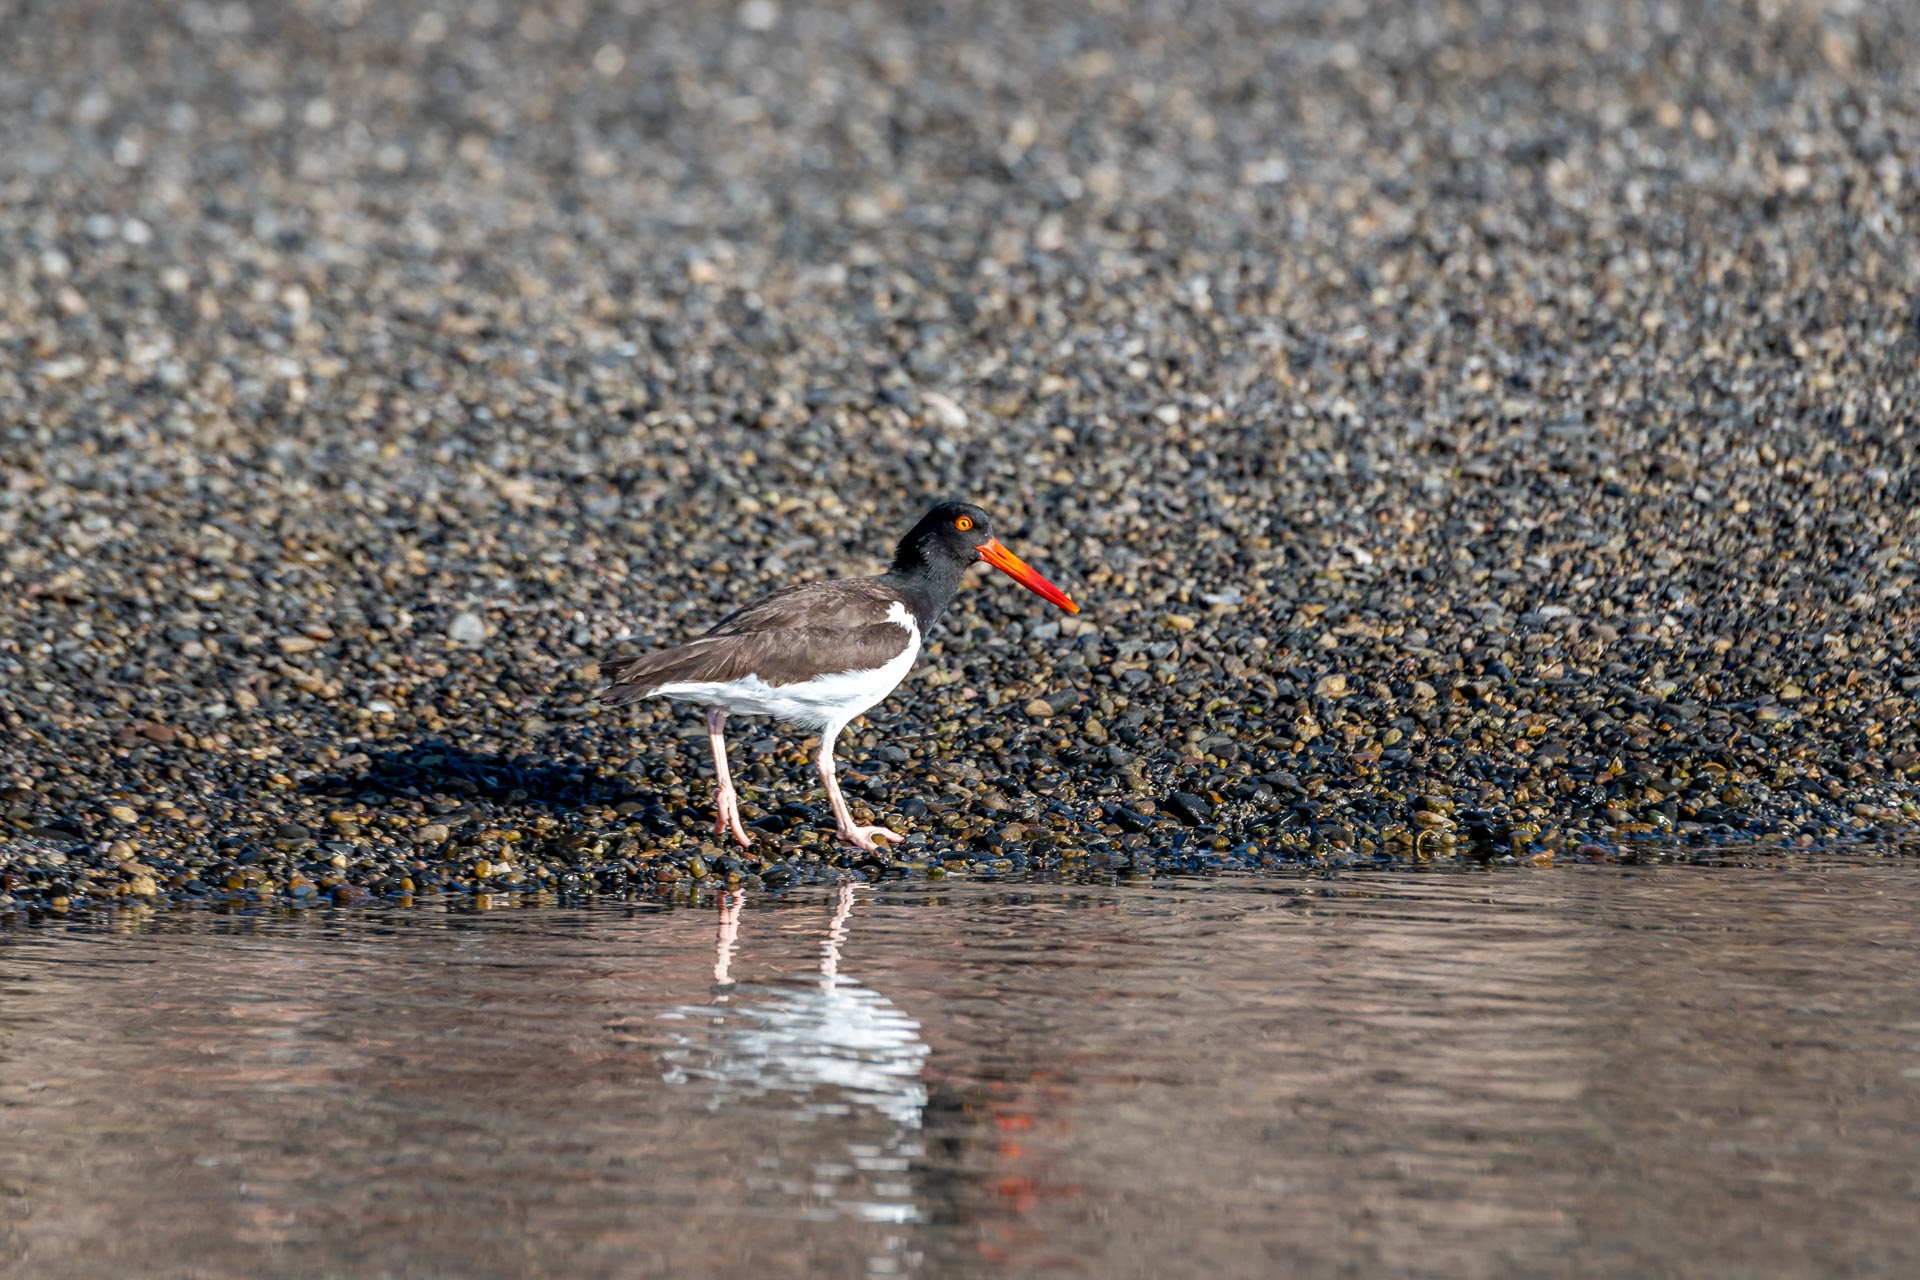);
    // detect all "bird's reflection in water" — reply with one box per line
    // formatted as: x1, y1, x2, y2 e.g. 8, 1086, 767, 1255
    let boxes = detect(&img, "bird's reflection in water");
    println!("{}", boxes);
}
658, 884, 932, 1227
